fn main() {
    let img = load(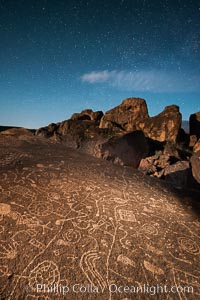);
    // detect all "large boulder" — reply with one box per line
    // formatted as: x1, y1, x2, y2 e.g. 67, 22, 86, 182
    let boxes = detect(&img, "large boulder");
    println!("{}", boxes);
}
191, 151, 200, 184
71, 109, 103, 122
99, 98, 149, 131
138, 105, 182, 142
189, 112, 200, 138
94, 130, 149, 168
